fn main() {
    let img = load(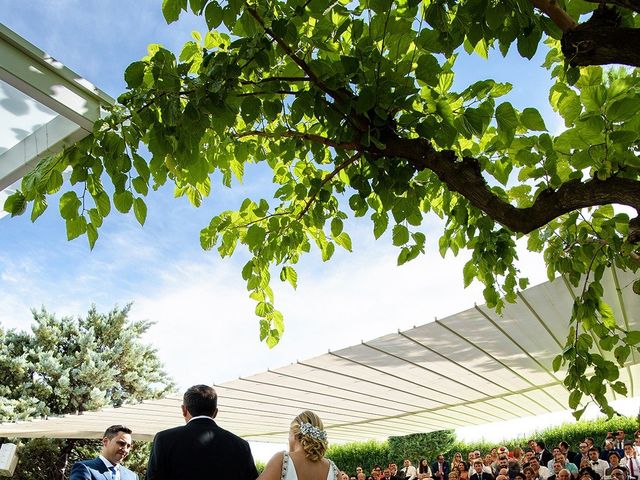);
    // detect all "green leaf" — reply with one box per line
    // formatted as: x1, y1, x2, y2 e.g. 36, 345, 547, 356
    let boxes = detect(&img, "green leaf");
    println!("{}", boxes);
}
568, 389, 582, 409
372, 212, 388, 239
124, 62, 145, 89
59, 191, 81, 220
495, 102, 518, 145
280, 266, 298, 289
463, 261, 476, 287
331, 218, 343, 237
4, 191, 27, 217
30, 195, 48, 222
113, 191, 134, 214
162, 0, 182, 23
245, 225, 266, 249
552, 354, 562, 372
598, 300, 616, 329
606, 96, 640, 122
626, 330, 640, 345
415, 54, 440, 86
87, 222, 98, 249
94, 191, 111, 217
189, 0, 206, 14
333, 232, 352, 252
392, 224, 409, 246
205, 1, 223, 30
65, 216, 87, 241
241, 96, 262, 123
133, 197, 147, 225
520, 108, 547, 131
